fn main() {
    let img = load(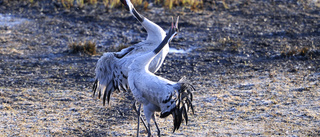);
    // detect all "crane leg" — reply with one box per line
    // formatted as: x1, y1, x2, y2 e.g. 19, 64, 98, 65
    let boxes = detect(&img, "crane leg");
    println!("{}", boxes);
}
137, 103, 142, 137
147, 123, 152, 137
154, 120, 160, 137
152, 114, 161, 137
132, 102, 148, 135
